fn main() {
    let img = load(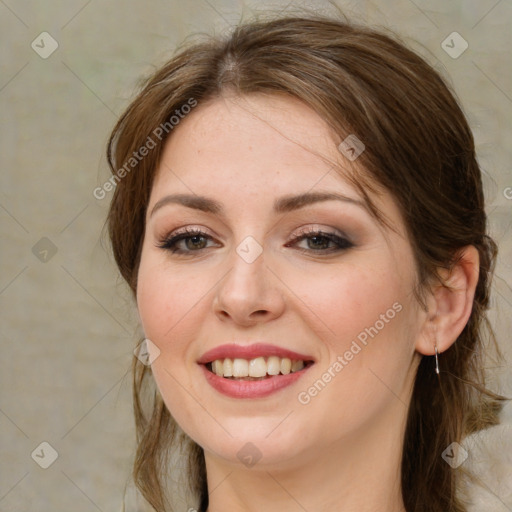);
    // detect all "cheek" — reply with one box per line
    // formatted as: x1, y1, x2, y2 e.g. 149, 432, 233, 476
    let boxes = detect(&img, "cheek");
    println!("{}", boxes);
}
294, 257, 419, 404
136, 254, 209, 437
136, 263, 170, 342
136, 253, 206, 349
294, 258, 409, 346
